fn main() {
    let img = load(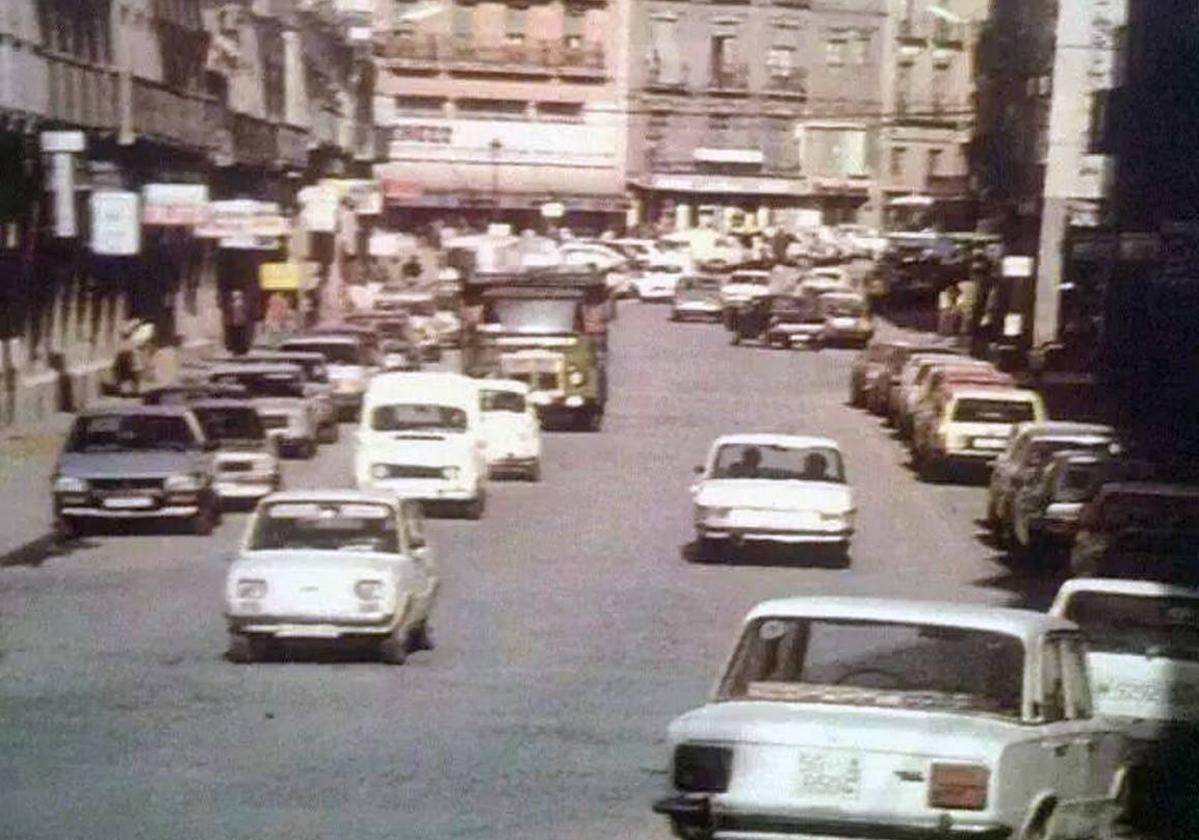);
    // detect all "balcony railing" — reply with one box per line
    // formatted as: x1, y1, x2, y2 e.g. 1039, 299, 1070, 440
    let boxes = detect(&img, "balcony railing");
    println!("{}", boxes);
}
44, 53, 120, 130
130, 78, 214, 152
381, 34, 605, 78
708, 63, 749, 93
645, 61, 689, 92
926, 173, 970, 197
765, 70, 807, 99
